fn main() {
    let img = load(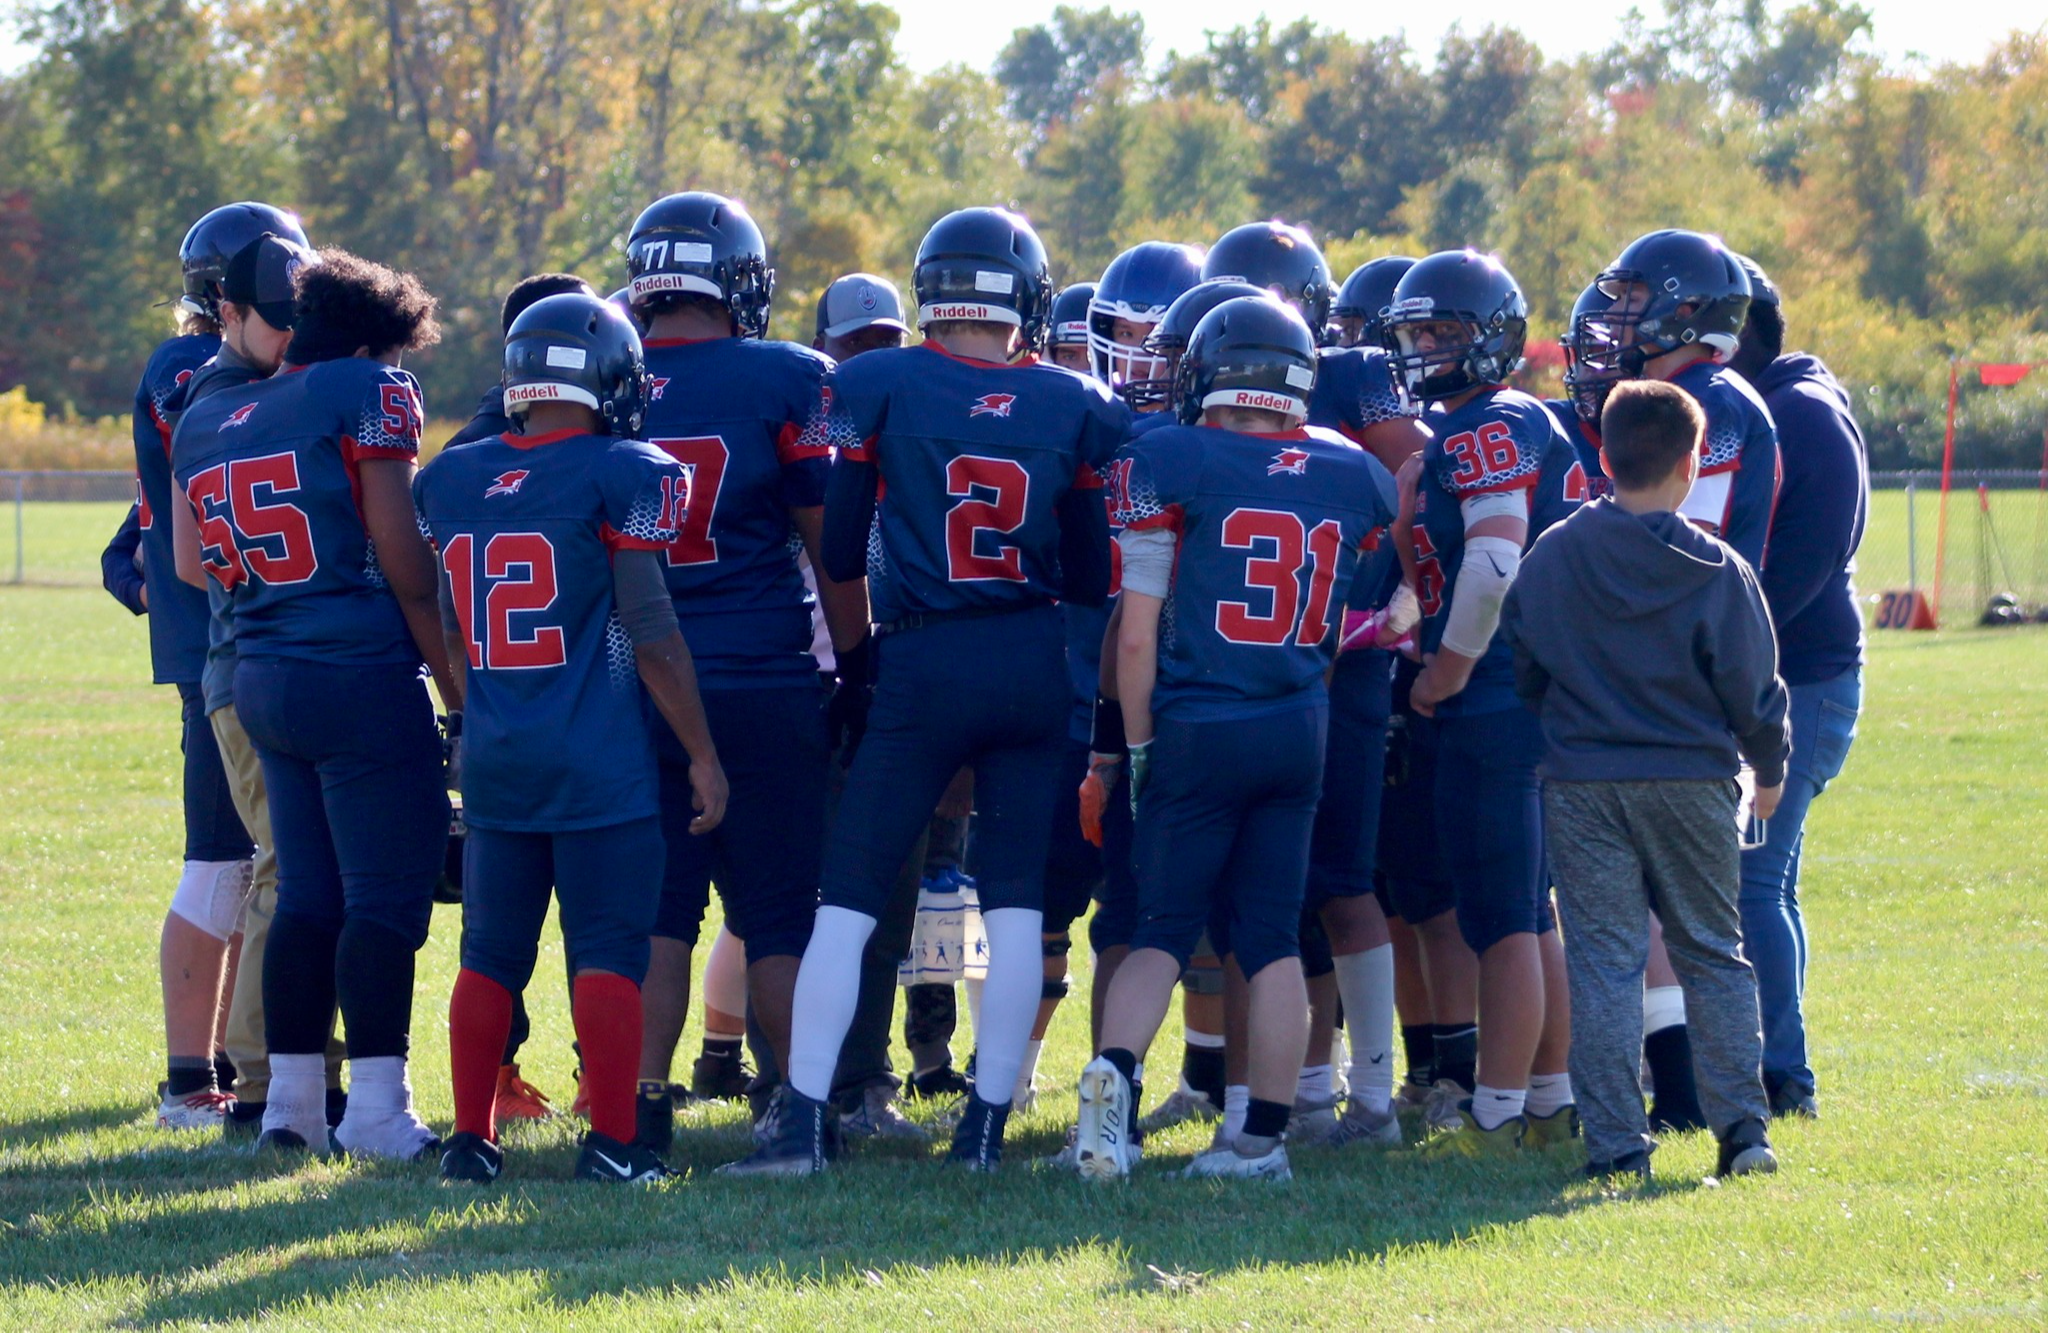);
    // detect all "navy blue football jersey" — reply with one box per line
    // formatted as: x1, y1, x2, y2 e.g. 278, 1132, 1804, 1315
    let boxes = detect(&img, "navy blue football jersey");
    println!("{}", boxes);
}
827, 344, 1130, 626
1542, 398, 1615, 501
640, 337, 834, 688
1111, 423, 1397, 721
1414, 387, 1587, 717
1308, 345, 1407, 443
132, 333, 221, 684
173, 359, 428, 668
414, 430, 687, 831
1671, 360, 1780, 569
